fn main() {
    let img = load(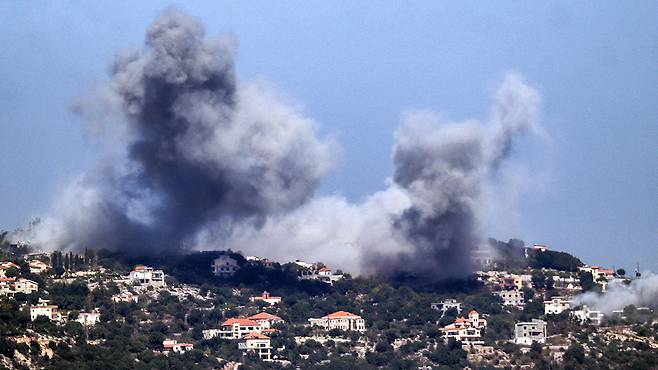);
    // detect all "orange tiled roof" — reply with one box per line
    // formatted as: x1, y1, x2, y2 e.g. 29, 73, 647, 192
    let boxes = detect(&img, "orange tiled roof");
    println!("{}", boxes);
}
326, 311, 360, 319
318, 267, 332, 272
242, 332, 270, 340
248, 312, 282, 321
469, 310, 478, 315
222, 318, 260, 327
0, 277, 16, 282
